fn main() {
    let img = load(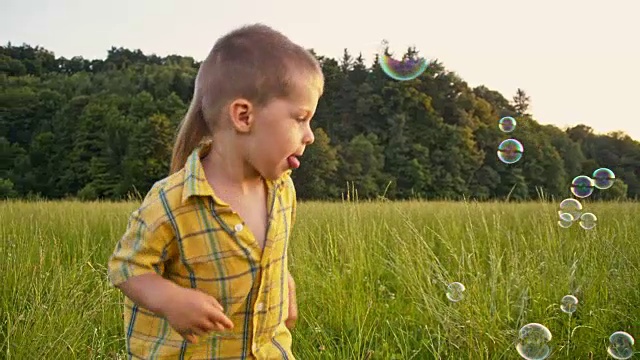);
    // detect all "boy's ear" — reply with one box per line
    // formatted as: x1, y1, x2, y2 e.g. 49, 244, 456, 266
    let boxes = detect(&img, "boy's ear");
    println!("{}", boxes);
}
228, 98, 254, 133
